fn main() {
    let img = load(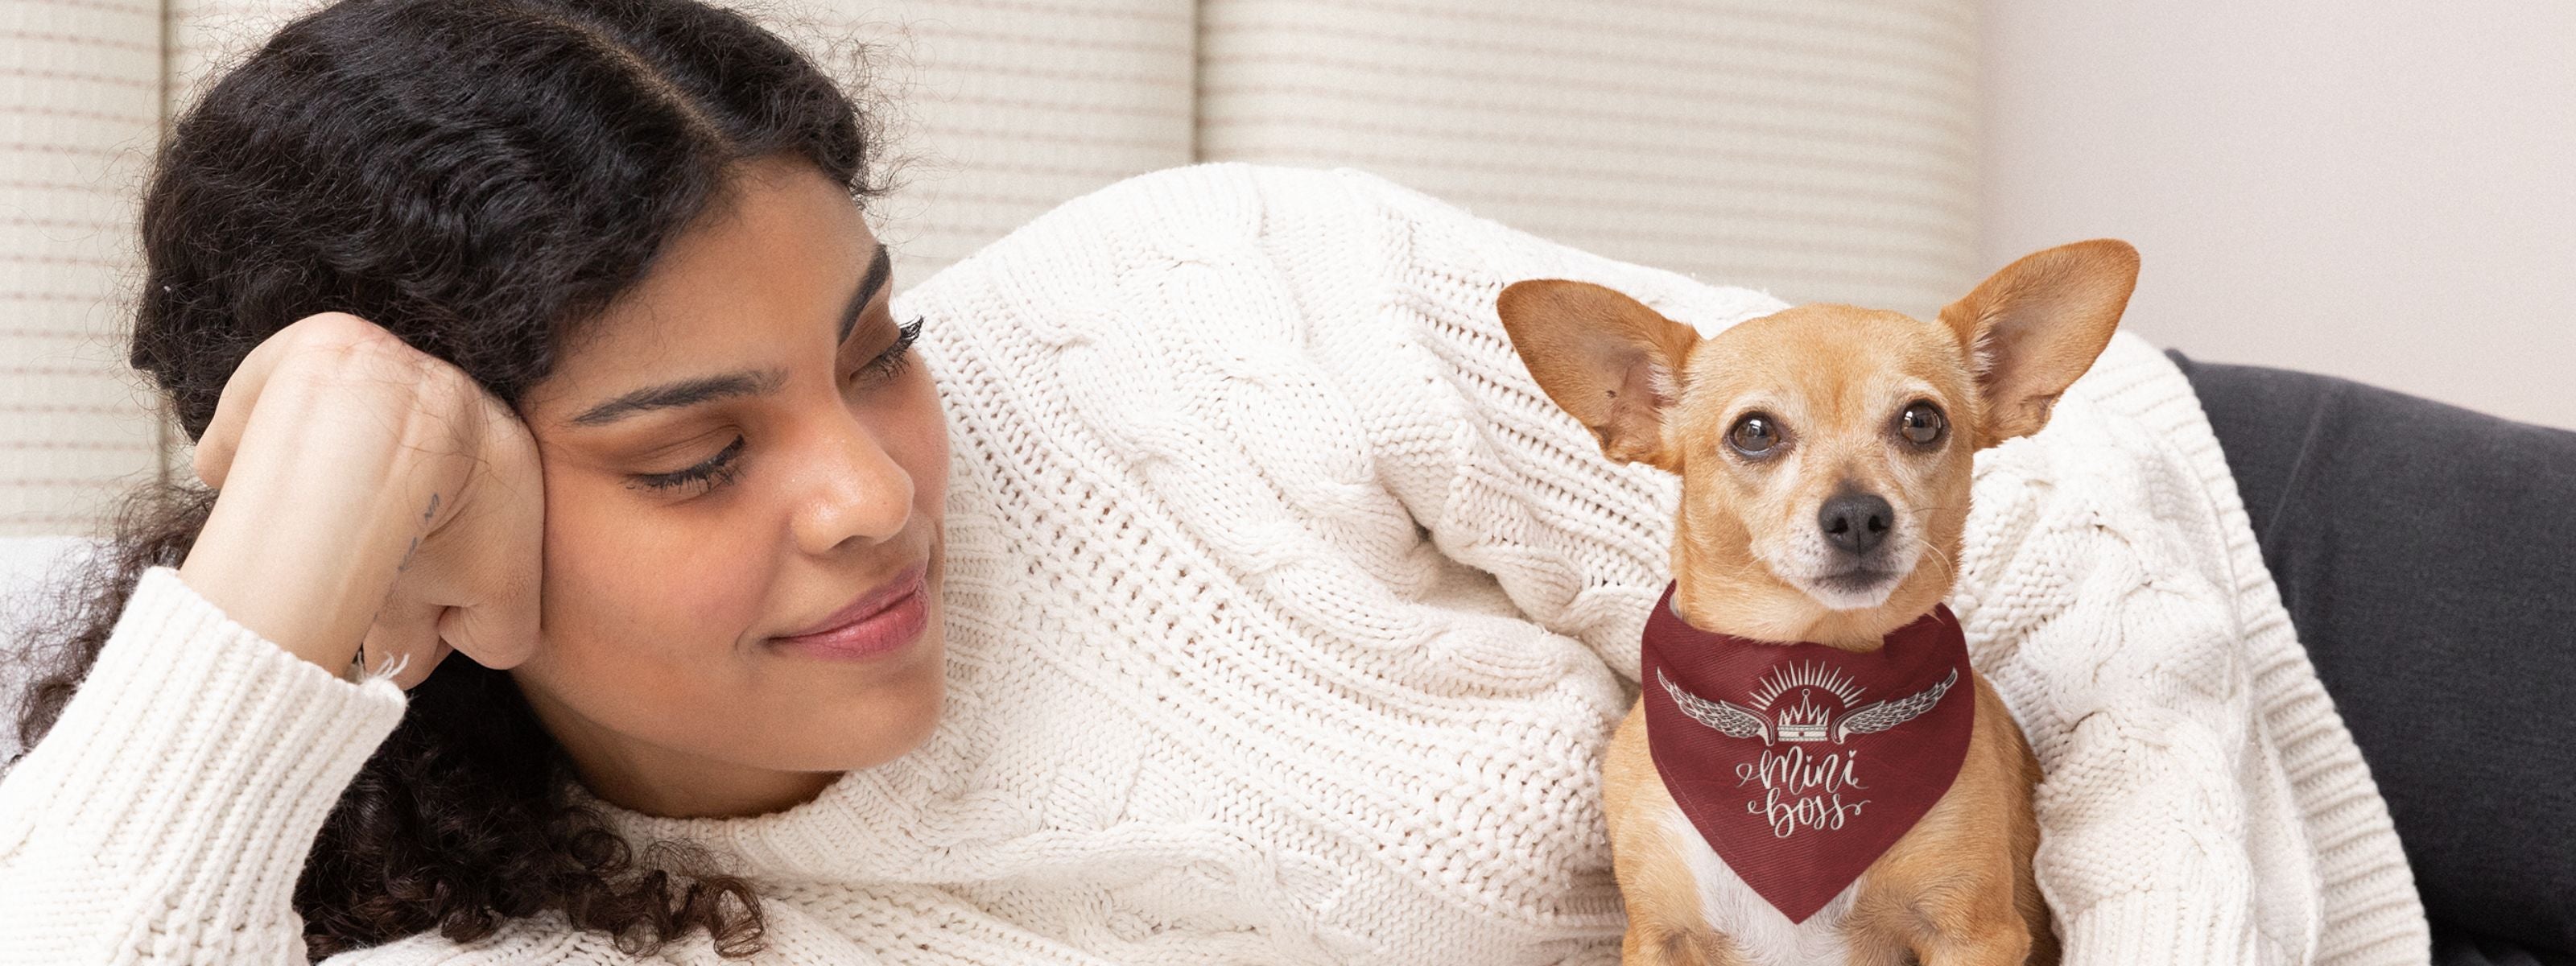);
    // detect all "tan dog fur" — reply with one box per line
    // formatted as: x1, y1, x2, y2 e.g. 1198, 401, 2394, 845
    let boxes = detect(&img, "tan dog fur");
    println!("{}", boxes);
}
1497, 241, 2140, 965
